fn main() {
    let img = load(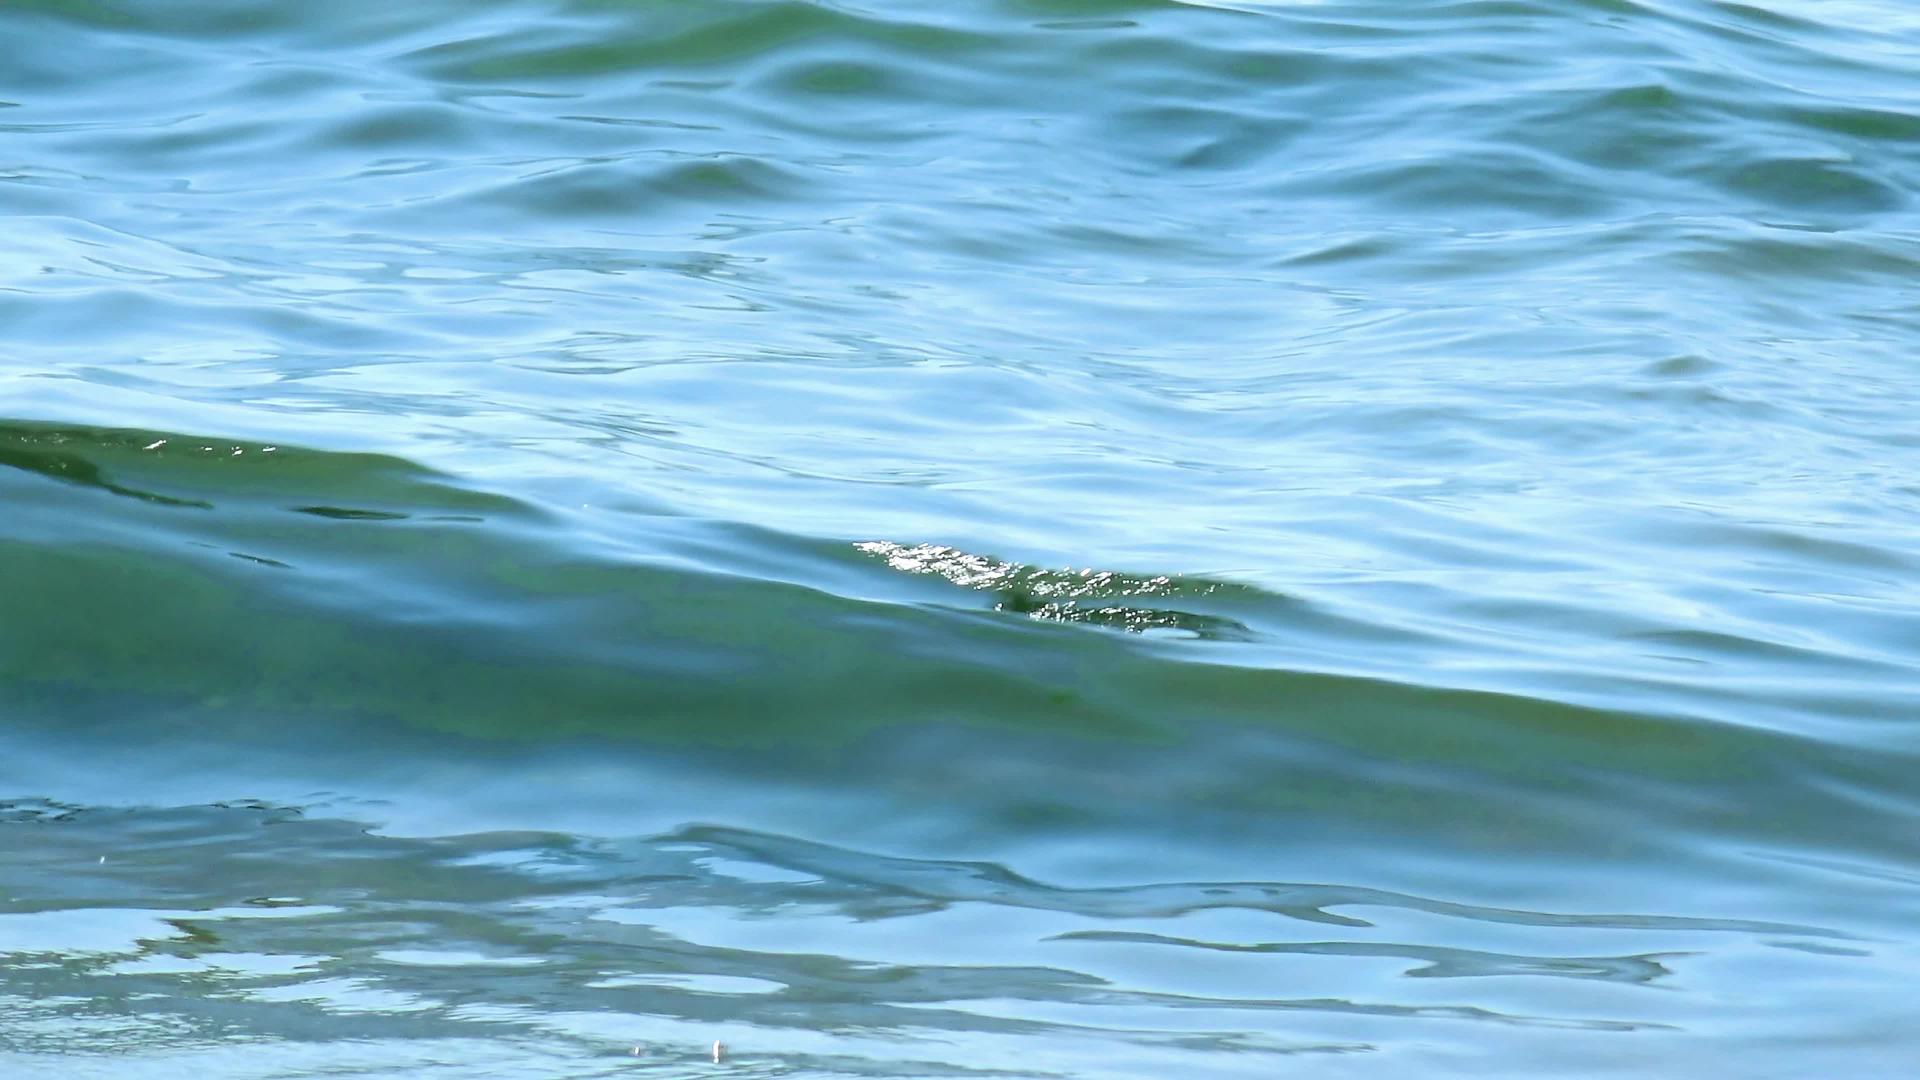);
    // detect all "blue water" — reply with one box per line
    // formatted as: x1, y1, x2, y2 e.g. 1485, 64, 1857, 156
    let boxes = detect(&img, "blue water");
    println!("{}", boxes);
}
3, 0, 1919, 1074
